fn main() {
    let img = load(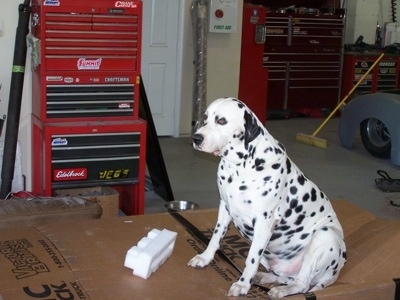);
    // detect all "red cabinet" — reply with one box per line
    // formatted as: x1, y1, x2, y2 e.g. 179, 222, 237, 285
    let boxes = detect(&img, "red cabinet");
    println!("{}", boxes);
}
31, 0, 146, 215
341, 53, 400, 99
263, 10, 346, 114
239, 4, 268, 122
